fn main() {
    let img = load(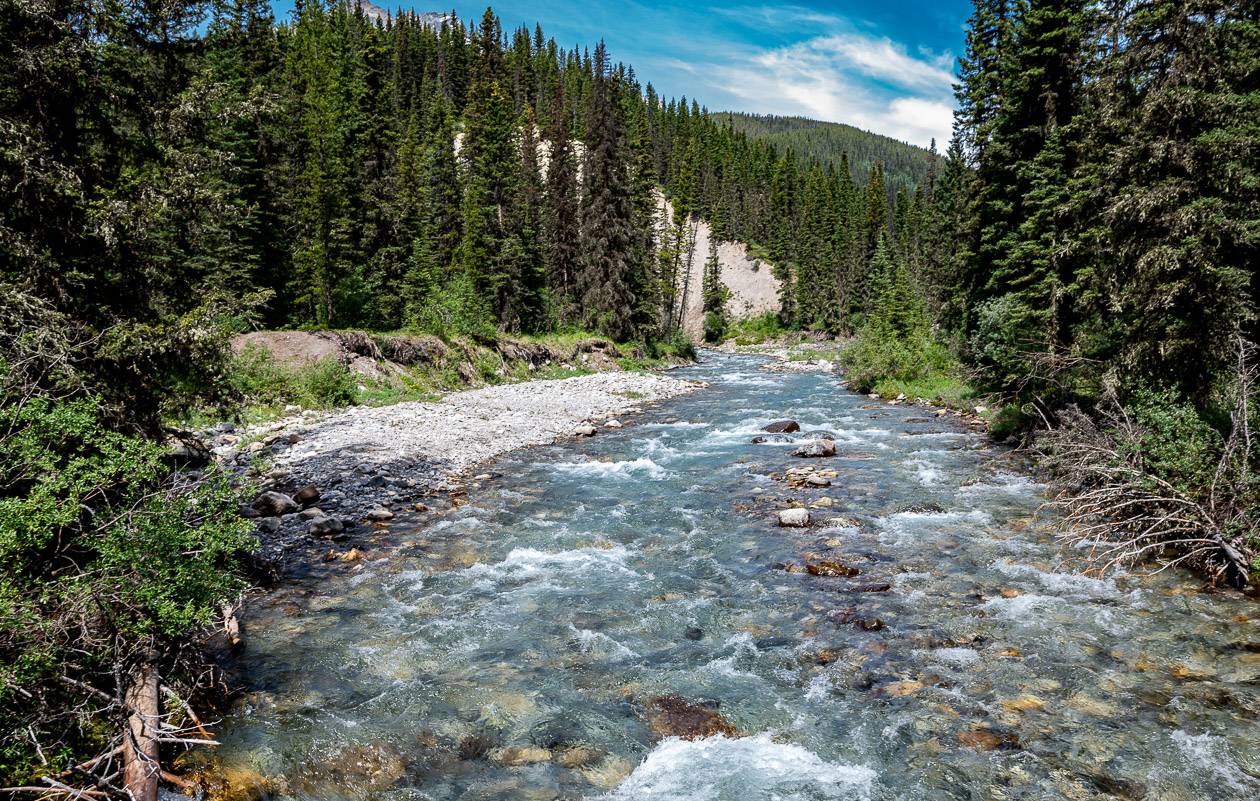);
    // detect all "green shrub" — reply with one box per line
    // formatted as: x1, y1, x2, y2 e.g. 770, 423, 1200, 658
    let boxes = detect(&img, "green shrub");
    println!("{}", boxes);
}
225, 345, 357, 411
726, 312, 787, 344
300, 357, 357, 407
0, 395, 254, 782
